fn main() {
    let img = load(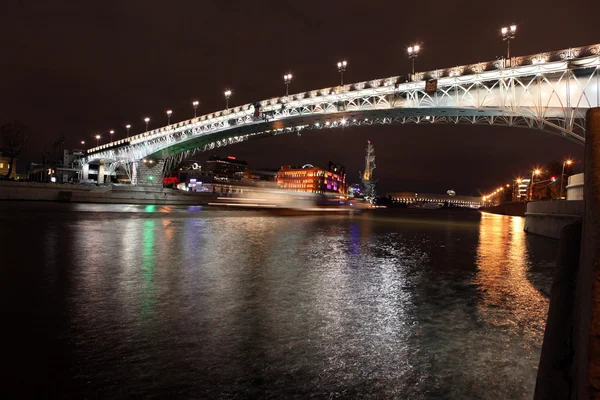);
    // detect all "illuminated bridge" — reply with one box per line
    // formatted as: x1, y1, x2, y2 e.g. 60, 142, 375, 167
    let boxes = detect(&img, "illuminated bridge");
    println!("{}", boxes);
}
83, 43, 600, 185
